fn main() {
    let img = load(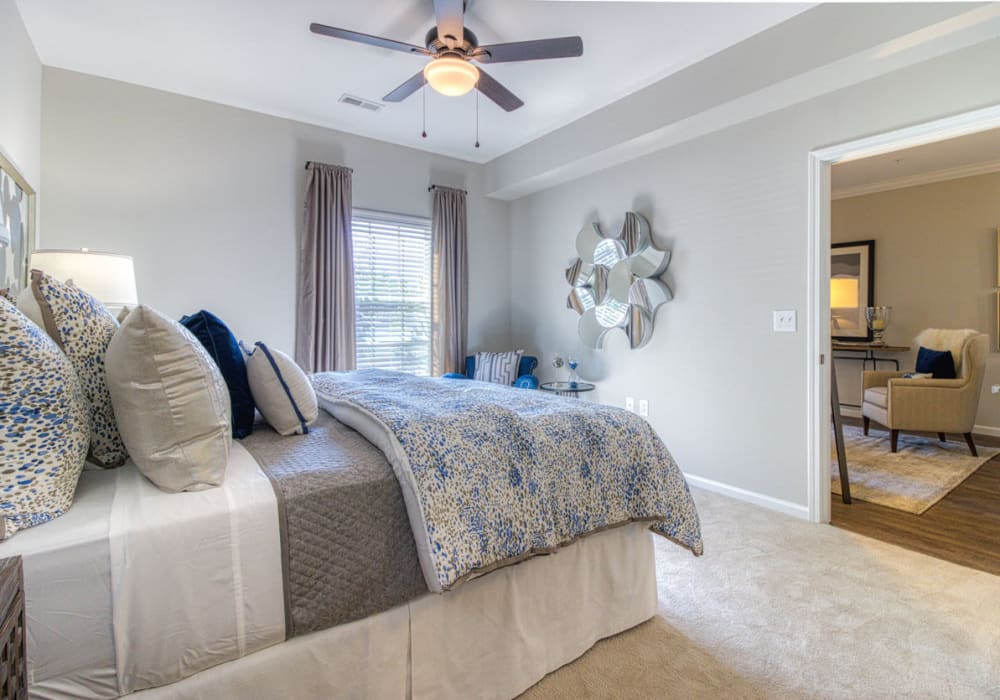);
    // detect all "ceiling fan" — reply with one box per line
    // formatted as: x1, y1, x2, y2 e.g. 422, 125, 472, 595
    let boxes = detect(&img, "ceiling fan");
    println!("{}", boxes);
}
310, 0, 583, 112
